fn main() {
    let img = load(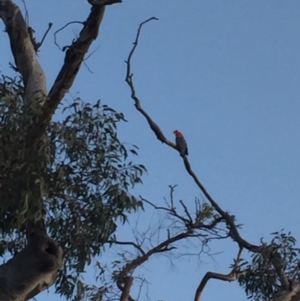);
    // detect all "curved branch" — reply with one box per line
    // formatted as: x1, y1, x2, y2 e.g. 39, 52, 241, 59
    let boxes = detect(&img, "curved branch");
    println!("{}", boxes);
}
125, 18, 261, 254
125, 17, 175, 146
194, 247, 243, 301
